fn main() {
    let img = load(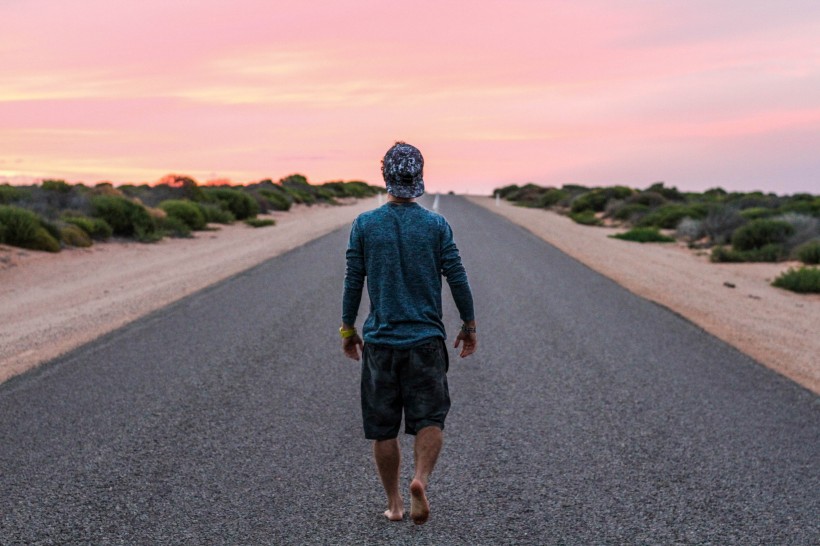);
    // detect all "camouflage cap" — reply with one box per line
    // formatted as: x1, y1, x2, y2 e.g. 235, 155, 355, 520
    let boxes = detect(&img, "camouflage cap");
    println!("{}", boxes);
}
381, 142, 424, 199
